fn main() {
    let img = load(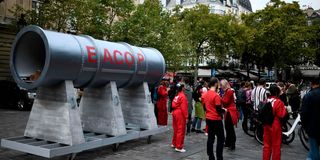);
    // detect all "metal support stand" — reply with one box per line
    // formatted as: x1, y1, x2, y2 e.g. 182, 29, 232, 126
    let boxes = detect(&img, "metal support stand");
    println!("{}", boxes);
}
24, 81, 85, 145
79, 81, 126, 136
119, 82, 157, 130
